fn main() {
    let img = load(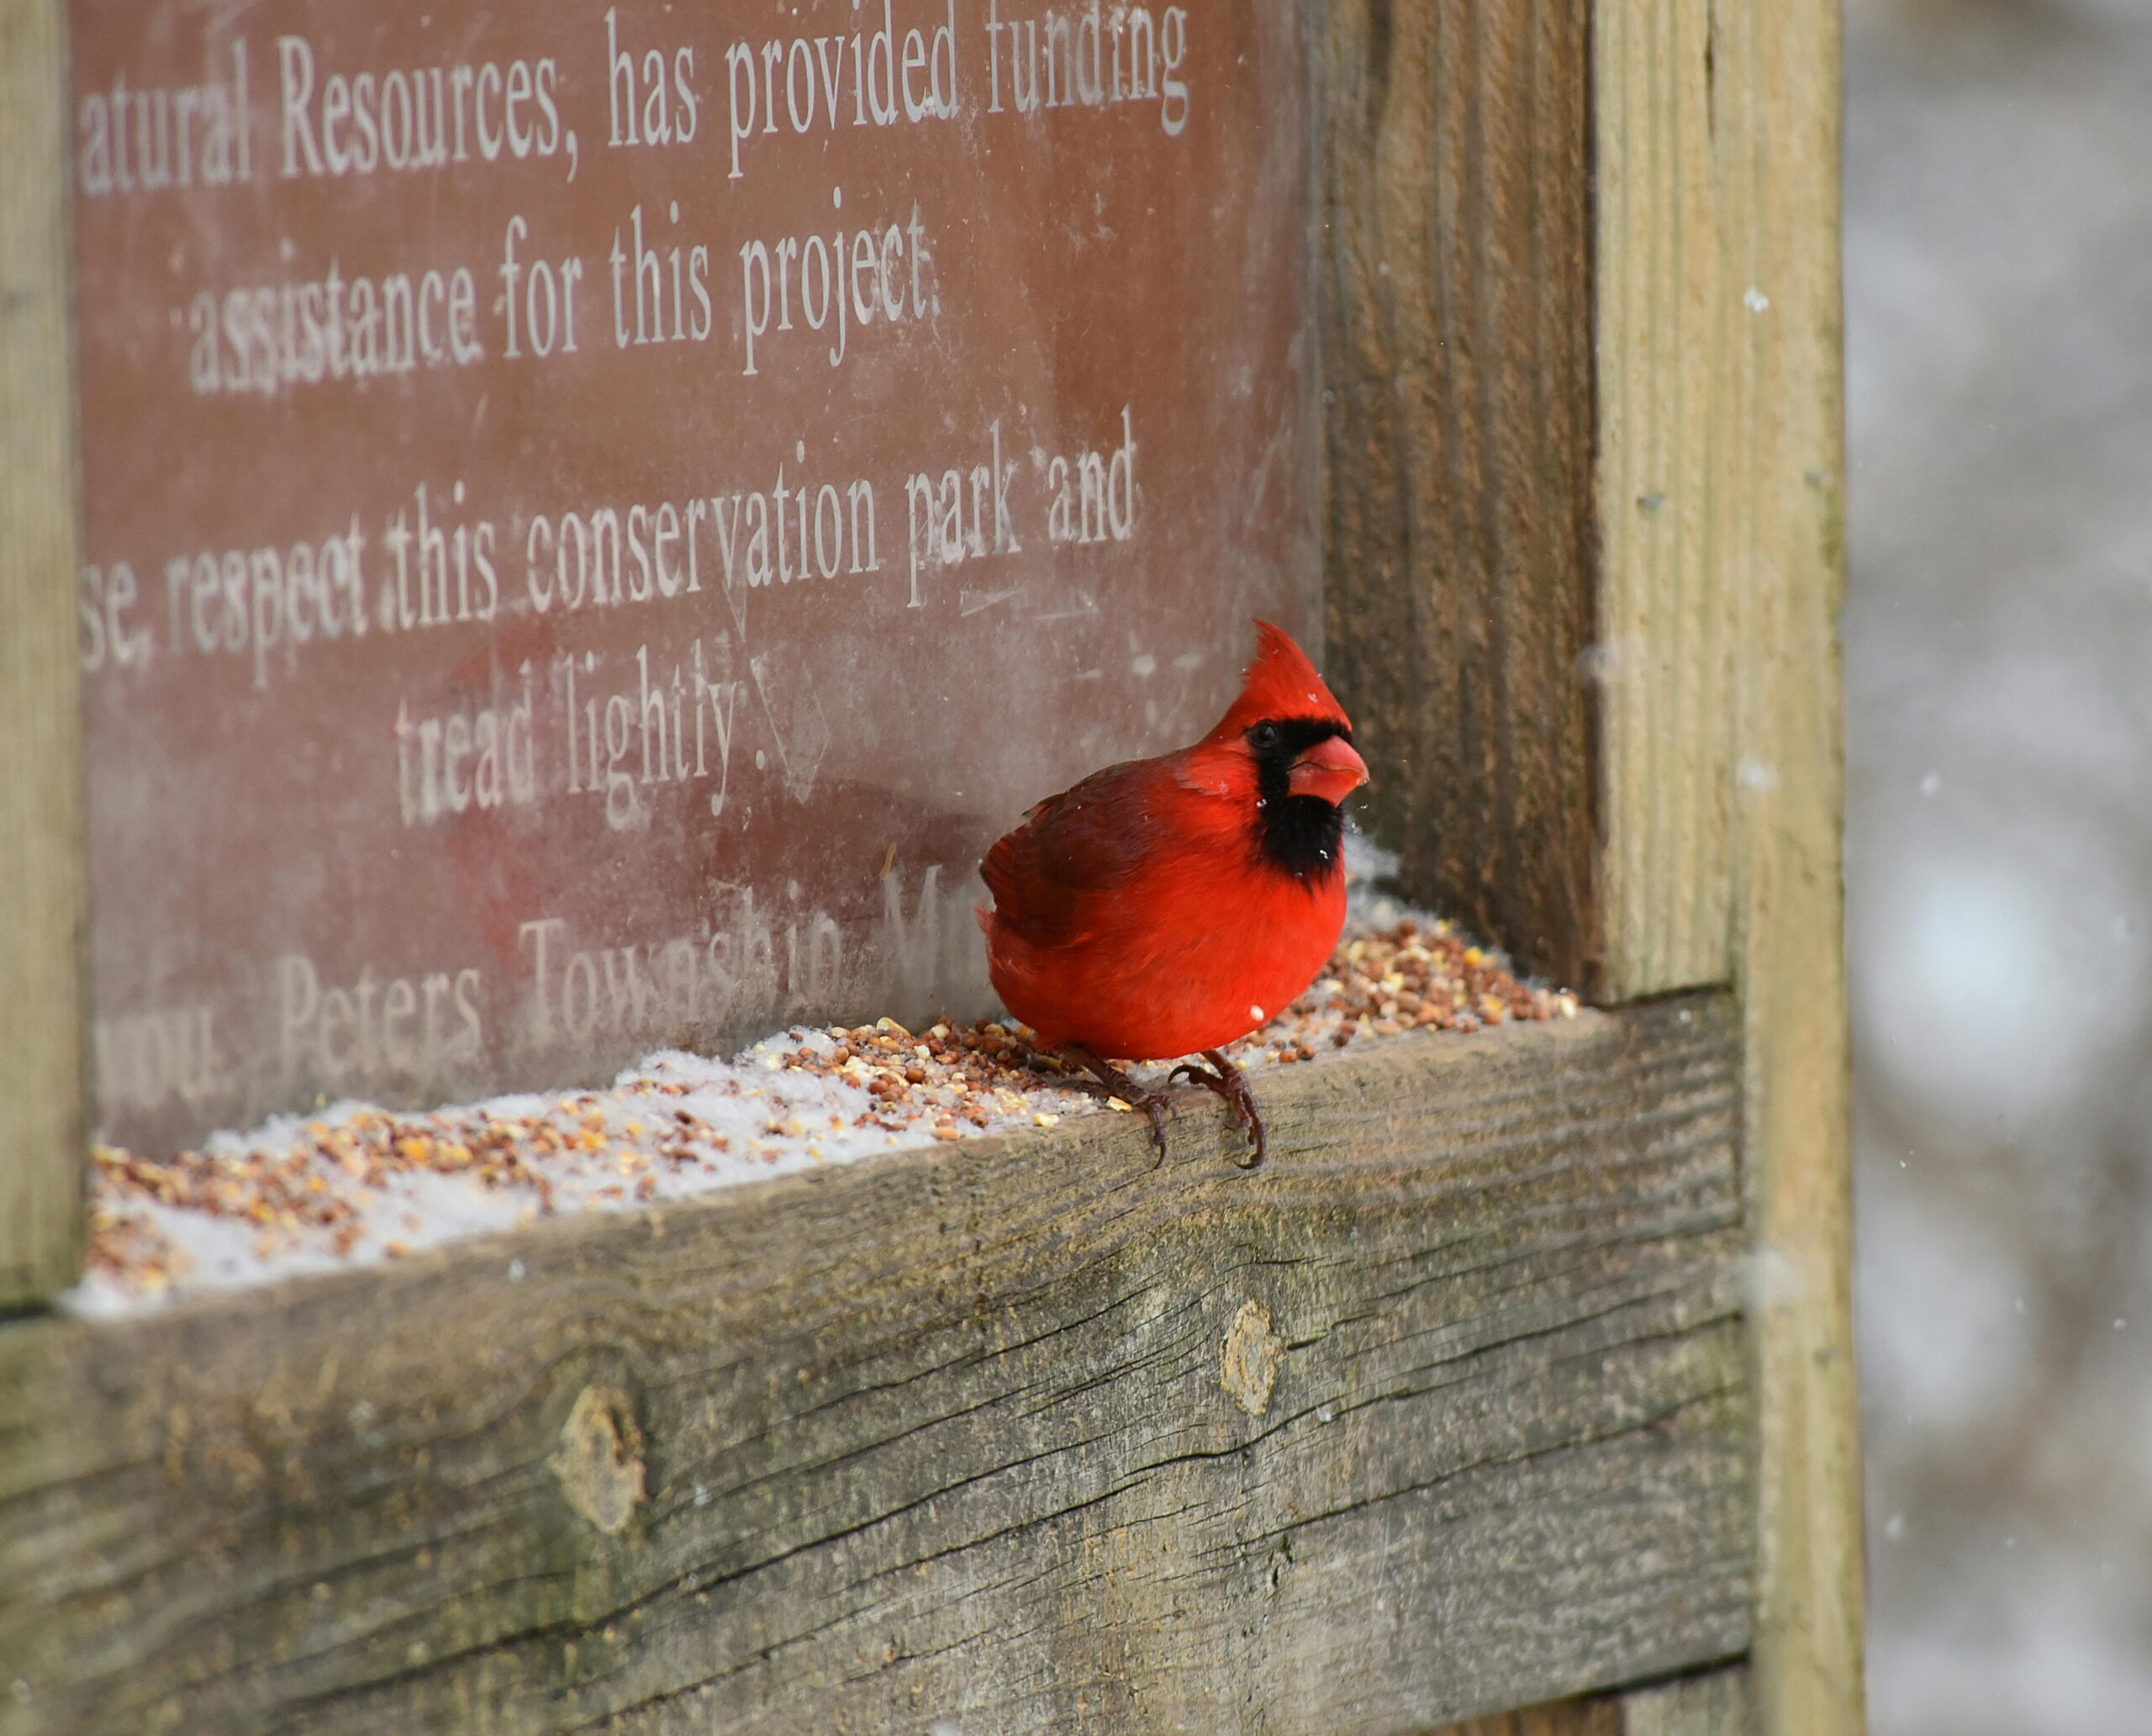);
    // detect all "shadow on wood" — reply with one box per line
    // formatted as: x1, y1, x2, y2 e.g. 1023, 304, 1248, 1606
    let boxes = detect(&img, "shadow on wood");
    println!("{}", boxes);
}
1320, 0, 1603, 993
